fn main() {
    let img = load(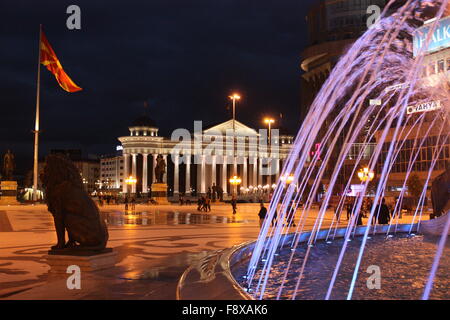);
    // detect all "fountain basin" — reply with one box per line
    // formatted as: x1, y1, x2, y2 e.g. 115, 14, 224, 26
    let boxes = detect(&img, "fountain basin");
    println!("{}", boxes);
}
176, 222, 448, 300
